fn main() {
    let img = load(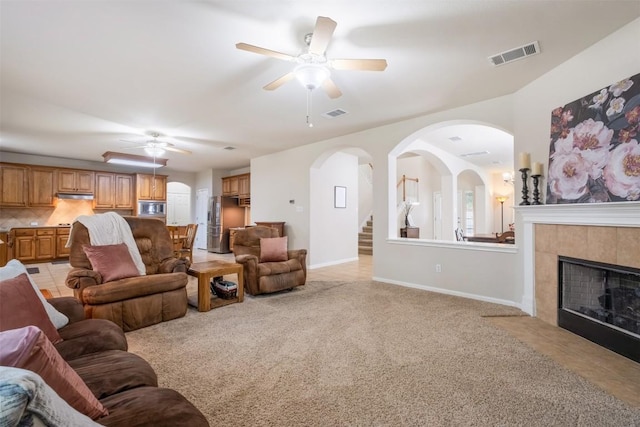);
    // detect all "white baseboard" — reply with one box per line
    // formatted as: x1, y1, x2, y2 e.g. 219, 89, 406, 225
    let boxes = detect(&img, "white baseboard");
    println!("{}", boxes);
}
309, 257, 360, 270
372, 276, 522, 310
